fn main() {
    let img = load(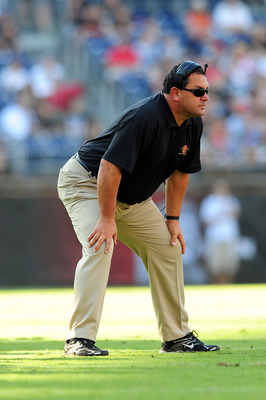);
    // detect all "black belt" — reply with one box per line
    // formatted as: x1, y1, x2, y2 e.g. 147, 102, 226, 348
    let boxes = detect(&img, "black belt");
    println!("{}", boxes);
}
75, 153, 91, 173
